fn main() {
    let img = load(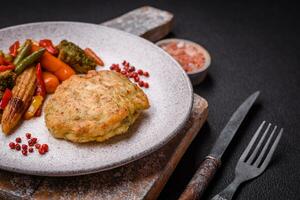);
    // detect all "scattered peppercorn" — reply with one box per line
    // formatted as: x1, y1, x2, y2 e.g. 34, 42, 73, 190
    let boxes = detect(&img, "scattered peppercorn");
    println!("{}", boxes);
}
39, 147, 45, 155
144, 82, 149, 88
9, 142, 15, 149
15, 137, 21, 143
26, 133, 31, 139
110, 60, 150, 88
31, 138, 37, 144
28, 140, 34, 146
41, 144, 49, 152
35, 143, 41, 149
137, 69, 143, 75
21, 149, 27, 156
134, 76, 140, 82
138, 81, 144, 87
15, 144, 21, 151
22, 144, 28, 150
8, 133, 48, 156
28, 138, 37, 146
129, 66, 135, 72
